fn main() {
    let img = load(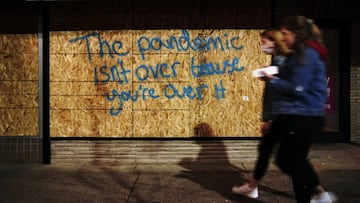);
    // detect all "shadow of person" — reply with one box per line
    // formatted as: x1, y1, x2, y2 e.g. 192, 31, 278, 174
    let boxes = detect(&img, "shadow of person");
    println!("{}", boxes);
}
176, 122, 263, 202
